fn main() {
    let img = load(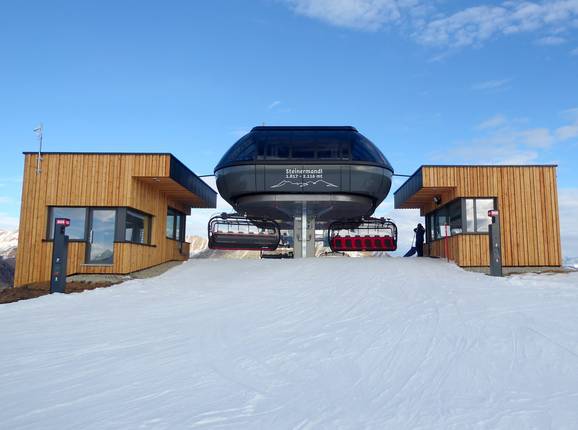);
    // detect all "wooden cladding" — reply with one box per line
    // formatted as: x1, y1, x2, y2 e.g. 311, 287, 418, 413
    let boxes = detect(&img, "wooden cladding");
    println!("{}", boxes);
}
14, 153, 202, 287
395, 166, 561, 267
425, 234, 489, 267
